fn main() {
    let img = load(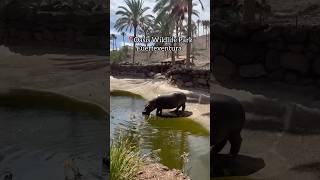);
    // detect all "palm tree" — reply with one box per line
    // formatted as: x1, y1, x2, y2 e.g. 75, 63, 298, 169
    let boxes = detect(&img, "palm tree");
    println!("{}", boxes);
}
202, 20, 209, 49
196, 19, 201, 37
114, 35, 118, 50
121, 32, 126, 47
154, 0, 201, 64
114, 0, 153, 64
111, 34, 116, 51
